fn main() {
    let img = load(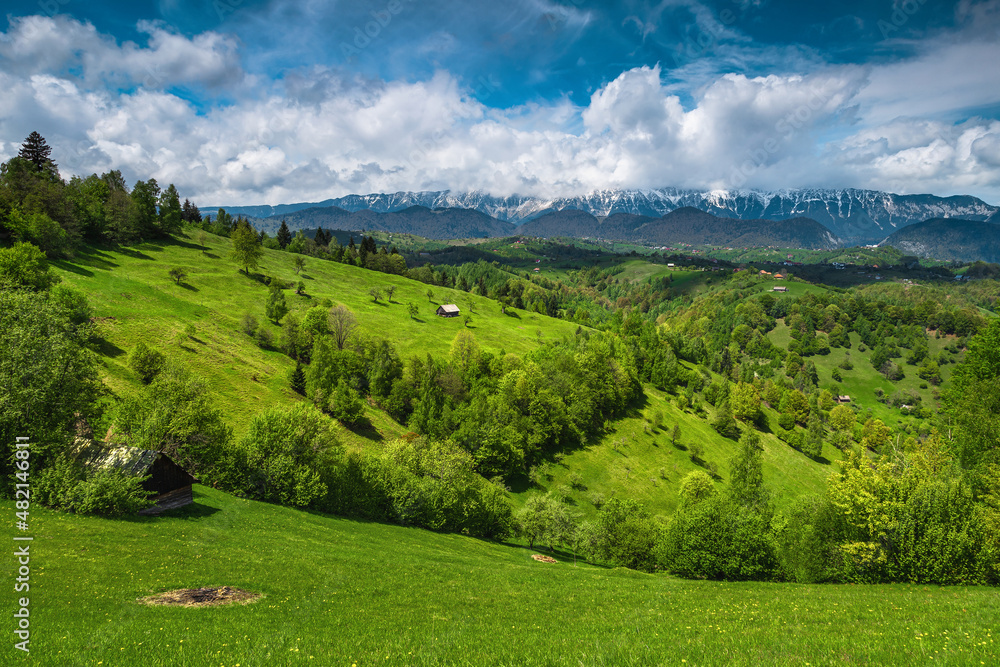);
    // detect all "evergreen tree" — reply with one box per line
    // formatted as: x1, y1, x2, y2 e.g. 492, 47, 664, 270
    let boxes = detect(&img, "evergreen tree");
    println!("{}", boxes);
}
18, 131, 56, 171
314, 227, 328, 246
289, 361, 306, 395
276, 220, 292, 248
158, 184, 182, 234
